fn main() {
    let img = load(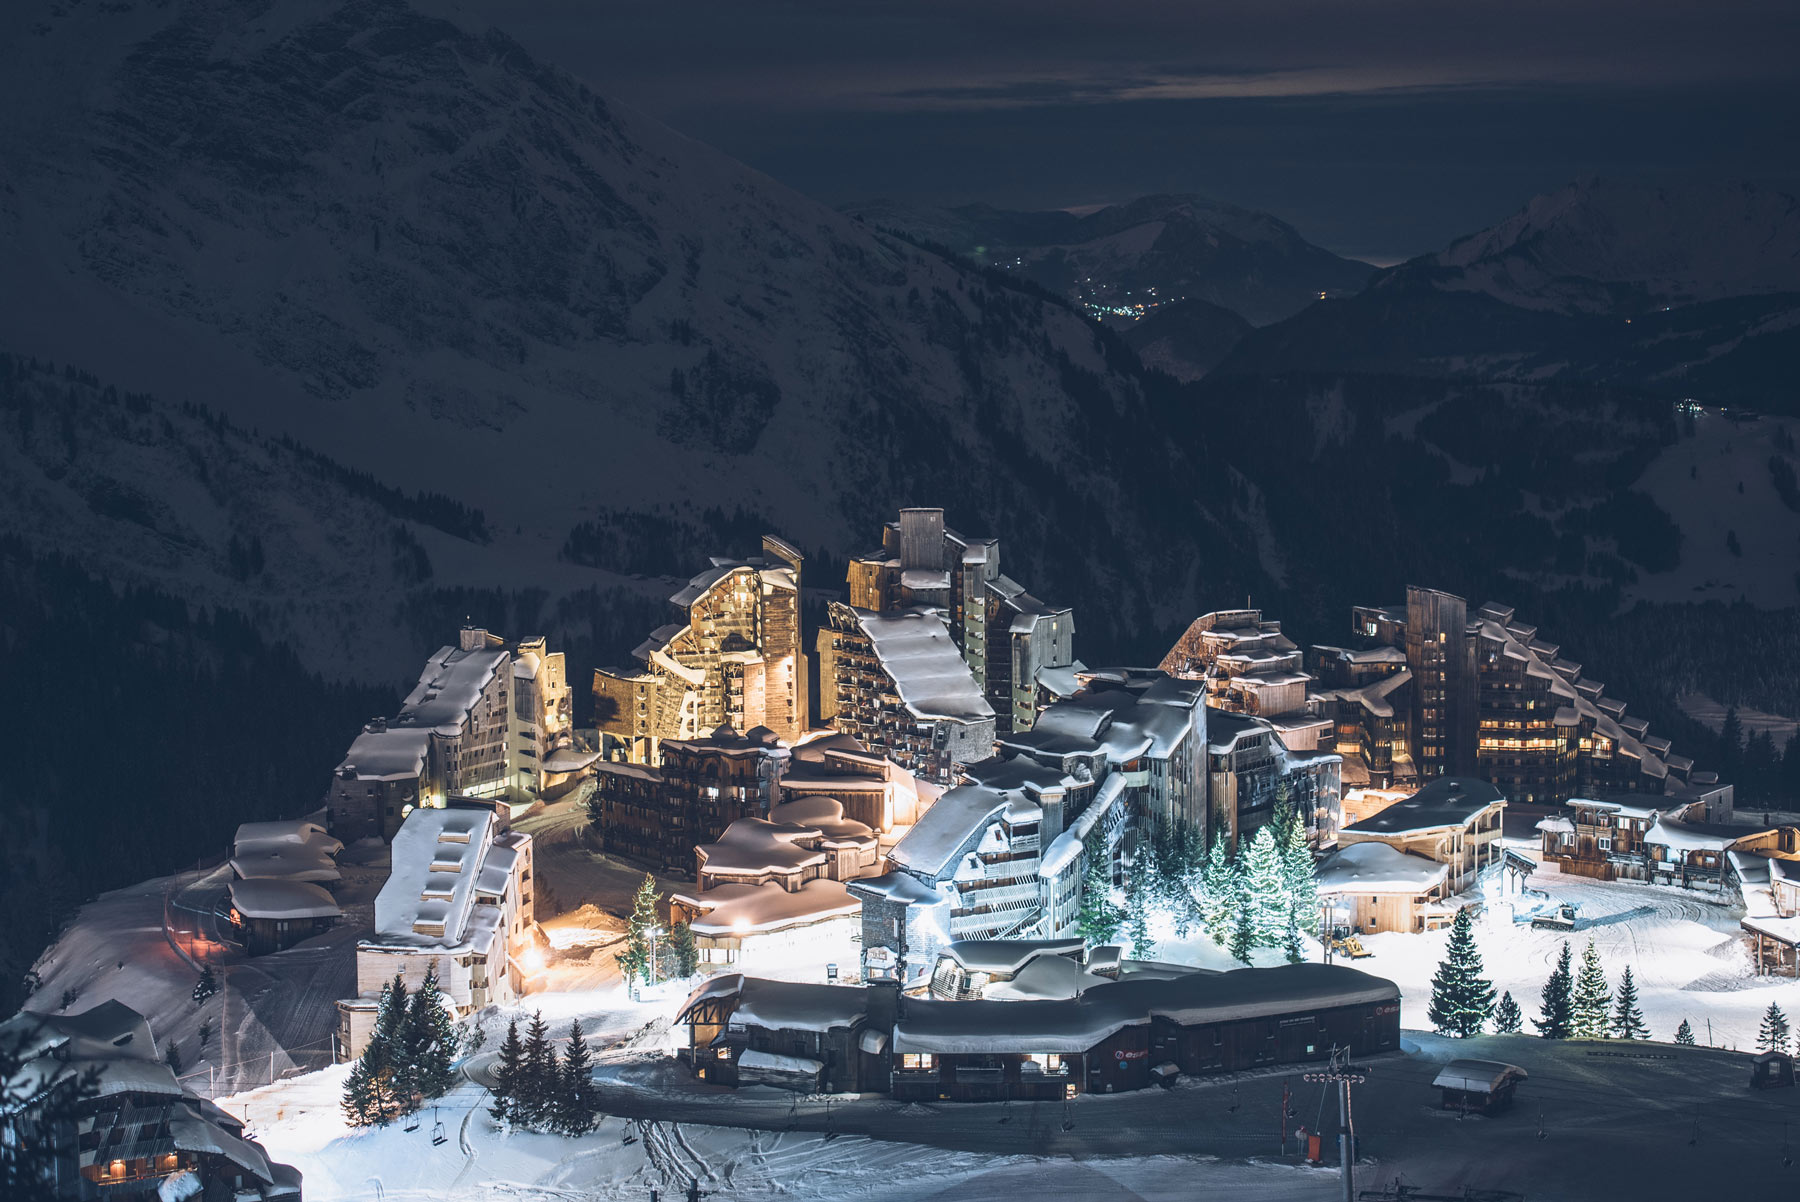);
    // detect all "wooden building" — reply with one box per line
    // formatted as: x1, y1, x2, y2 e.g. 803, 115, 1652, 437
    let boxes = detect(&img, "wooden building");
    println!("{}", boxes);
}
679, 964, 1402, 1103
1337, 776, 1504, 894
226, 879, 341, 956
1432, 1059, 1527, 1114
